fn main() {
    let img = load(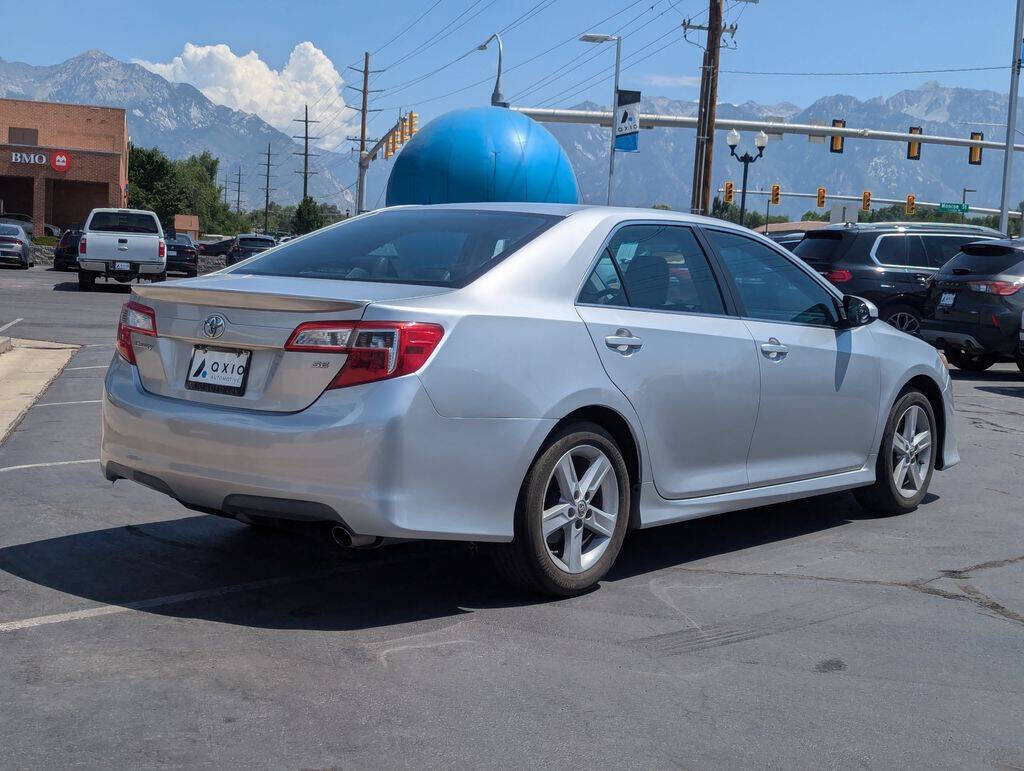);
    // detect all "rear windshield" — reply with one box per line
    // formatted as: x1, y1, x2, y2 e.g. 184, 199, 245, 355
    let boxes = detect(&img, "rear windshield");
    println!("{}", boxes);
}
792, 232, 849, 263
233, 209, 563, 287
940, 245, 1024, 276
0, 225, 20, 236
88, 212, 160, 234
239, 238, 274, 248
